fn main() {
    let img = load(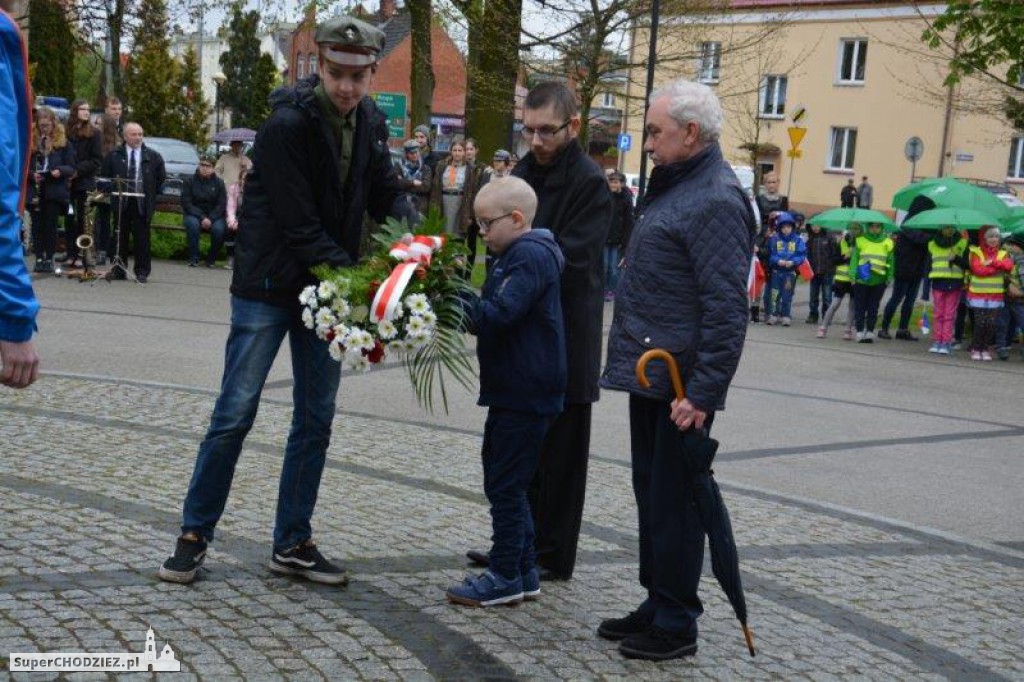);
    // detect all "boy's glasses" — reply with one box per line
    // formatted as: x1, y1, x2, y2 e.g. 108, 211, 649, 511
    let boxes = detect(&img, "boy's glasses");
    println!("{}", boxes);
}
476, 212, 514, 231
521, 120, 571, 141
